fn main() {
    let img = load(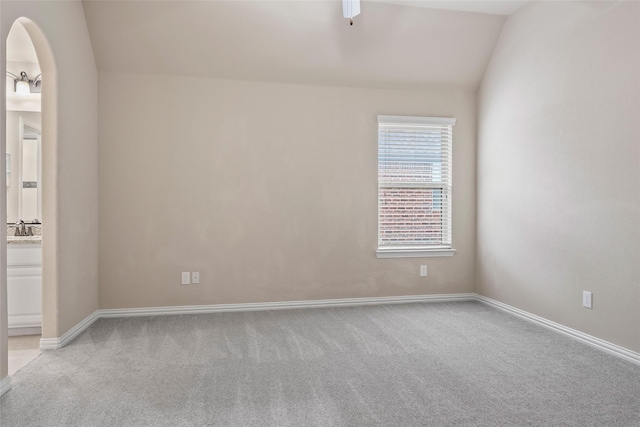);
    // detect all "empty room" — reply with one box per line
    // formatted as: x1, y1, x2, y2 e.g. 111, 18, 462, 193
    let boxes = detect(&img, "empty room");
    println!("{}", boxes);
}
1, 0, 639, 425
